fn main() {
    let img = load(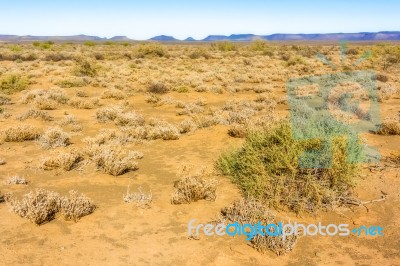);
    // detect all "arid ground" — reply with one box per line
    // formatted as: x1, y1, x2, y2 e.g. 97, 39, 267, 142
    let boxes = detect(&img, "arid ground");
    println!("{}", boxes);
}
0, 41, 399, 265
